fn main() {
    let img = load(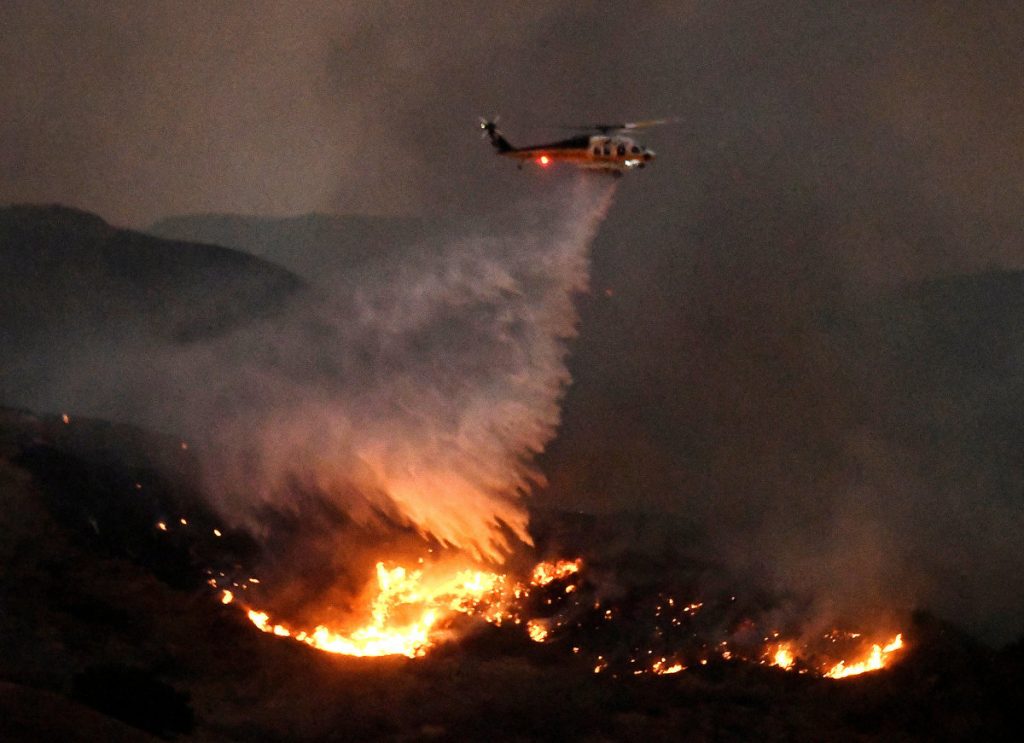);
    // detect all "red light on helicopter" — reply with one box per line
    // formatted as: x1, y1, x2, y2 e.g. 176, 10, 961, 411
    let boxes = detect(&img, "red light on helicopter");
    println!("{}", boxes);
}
538, 155, 551, 166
